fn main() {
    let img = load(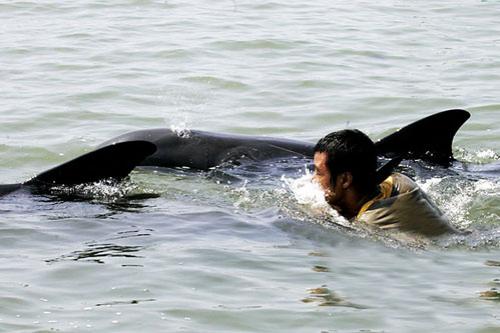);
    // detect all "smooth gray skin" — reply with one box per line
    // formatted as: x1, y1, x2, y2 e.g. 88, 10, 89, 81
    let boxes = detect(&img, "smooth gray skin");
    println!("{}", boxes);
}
101, 129, 315, 170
